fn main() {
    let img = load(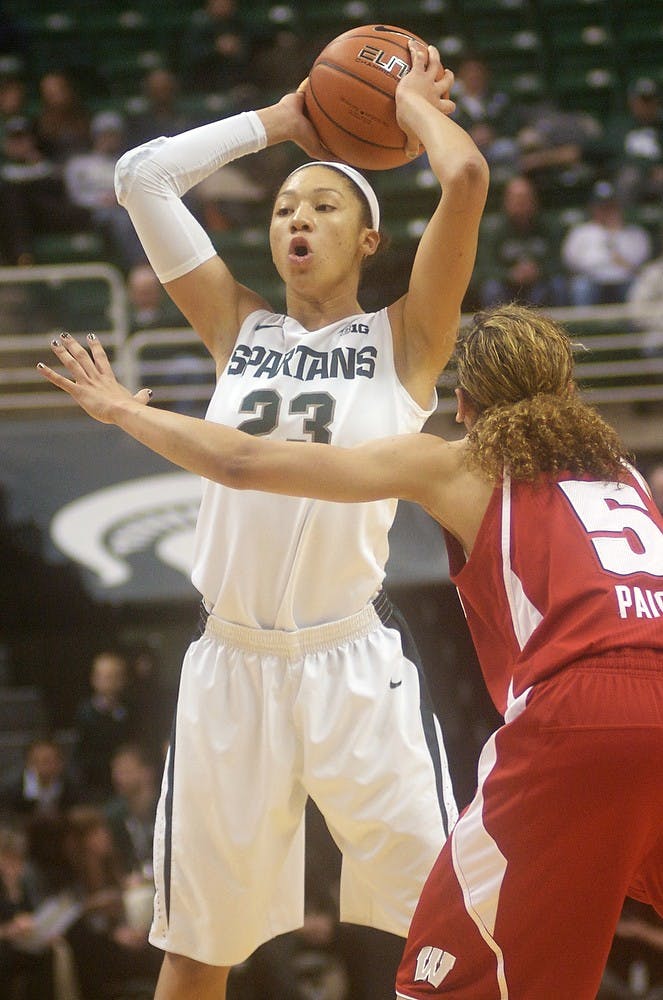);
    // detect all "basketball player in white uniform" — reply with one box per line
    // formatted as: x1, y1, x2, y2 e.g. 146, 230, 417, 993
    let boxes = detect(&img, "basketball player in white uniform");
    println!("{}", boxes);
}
41, 41, 489, 1000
